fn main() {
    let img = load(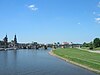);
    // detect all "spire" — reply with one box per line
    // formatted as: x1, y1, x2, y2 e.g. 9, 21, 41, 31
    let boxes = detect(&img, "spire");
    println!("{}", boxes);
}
3, 34, 8, 48
4, 34, 8, 42
14, 34, 17, 44
6, 34, 7, 38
